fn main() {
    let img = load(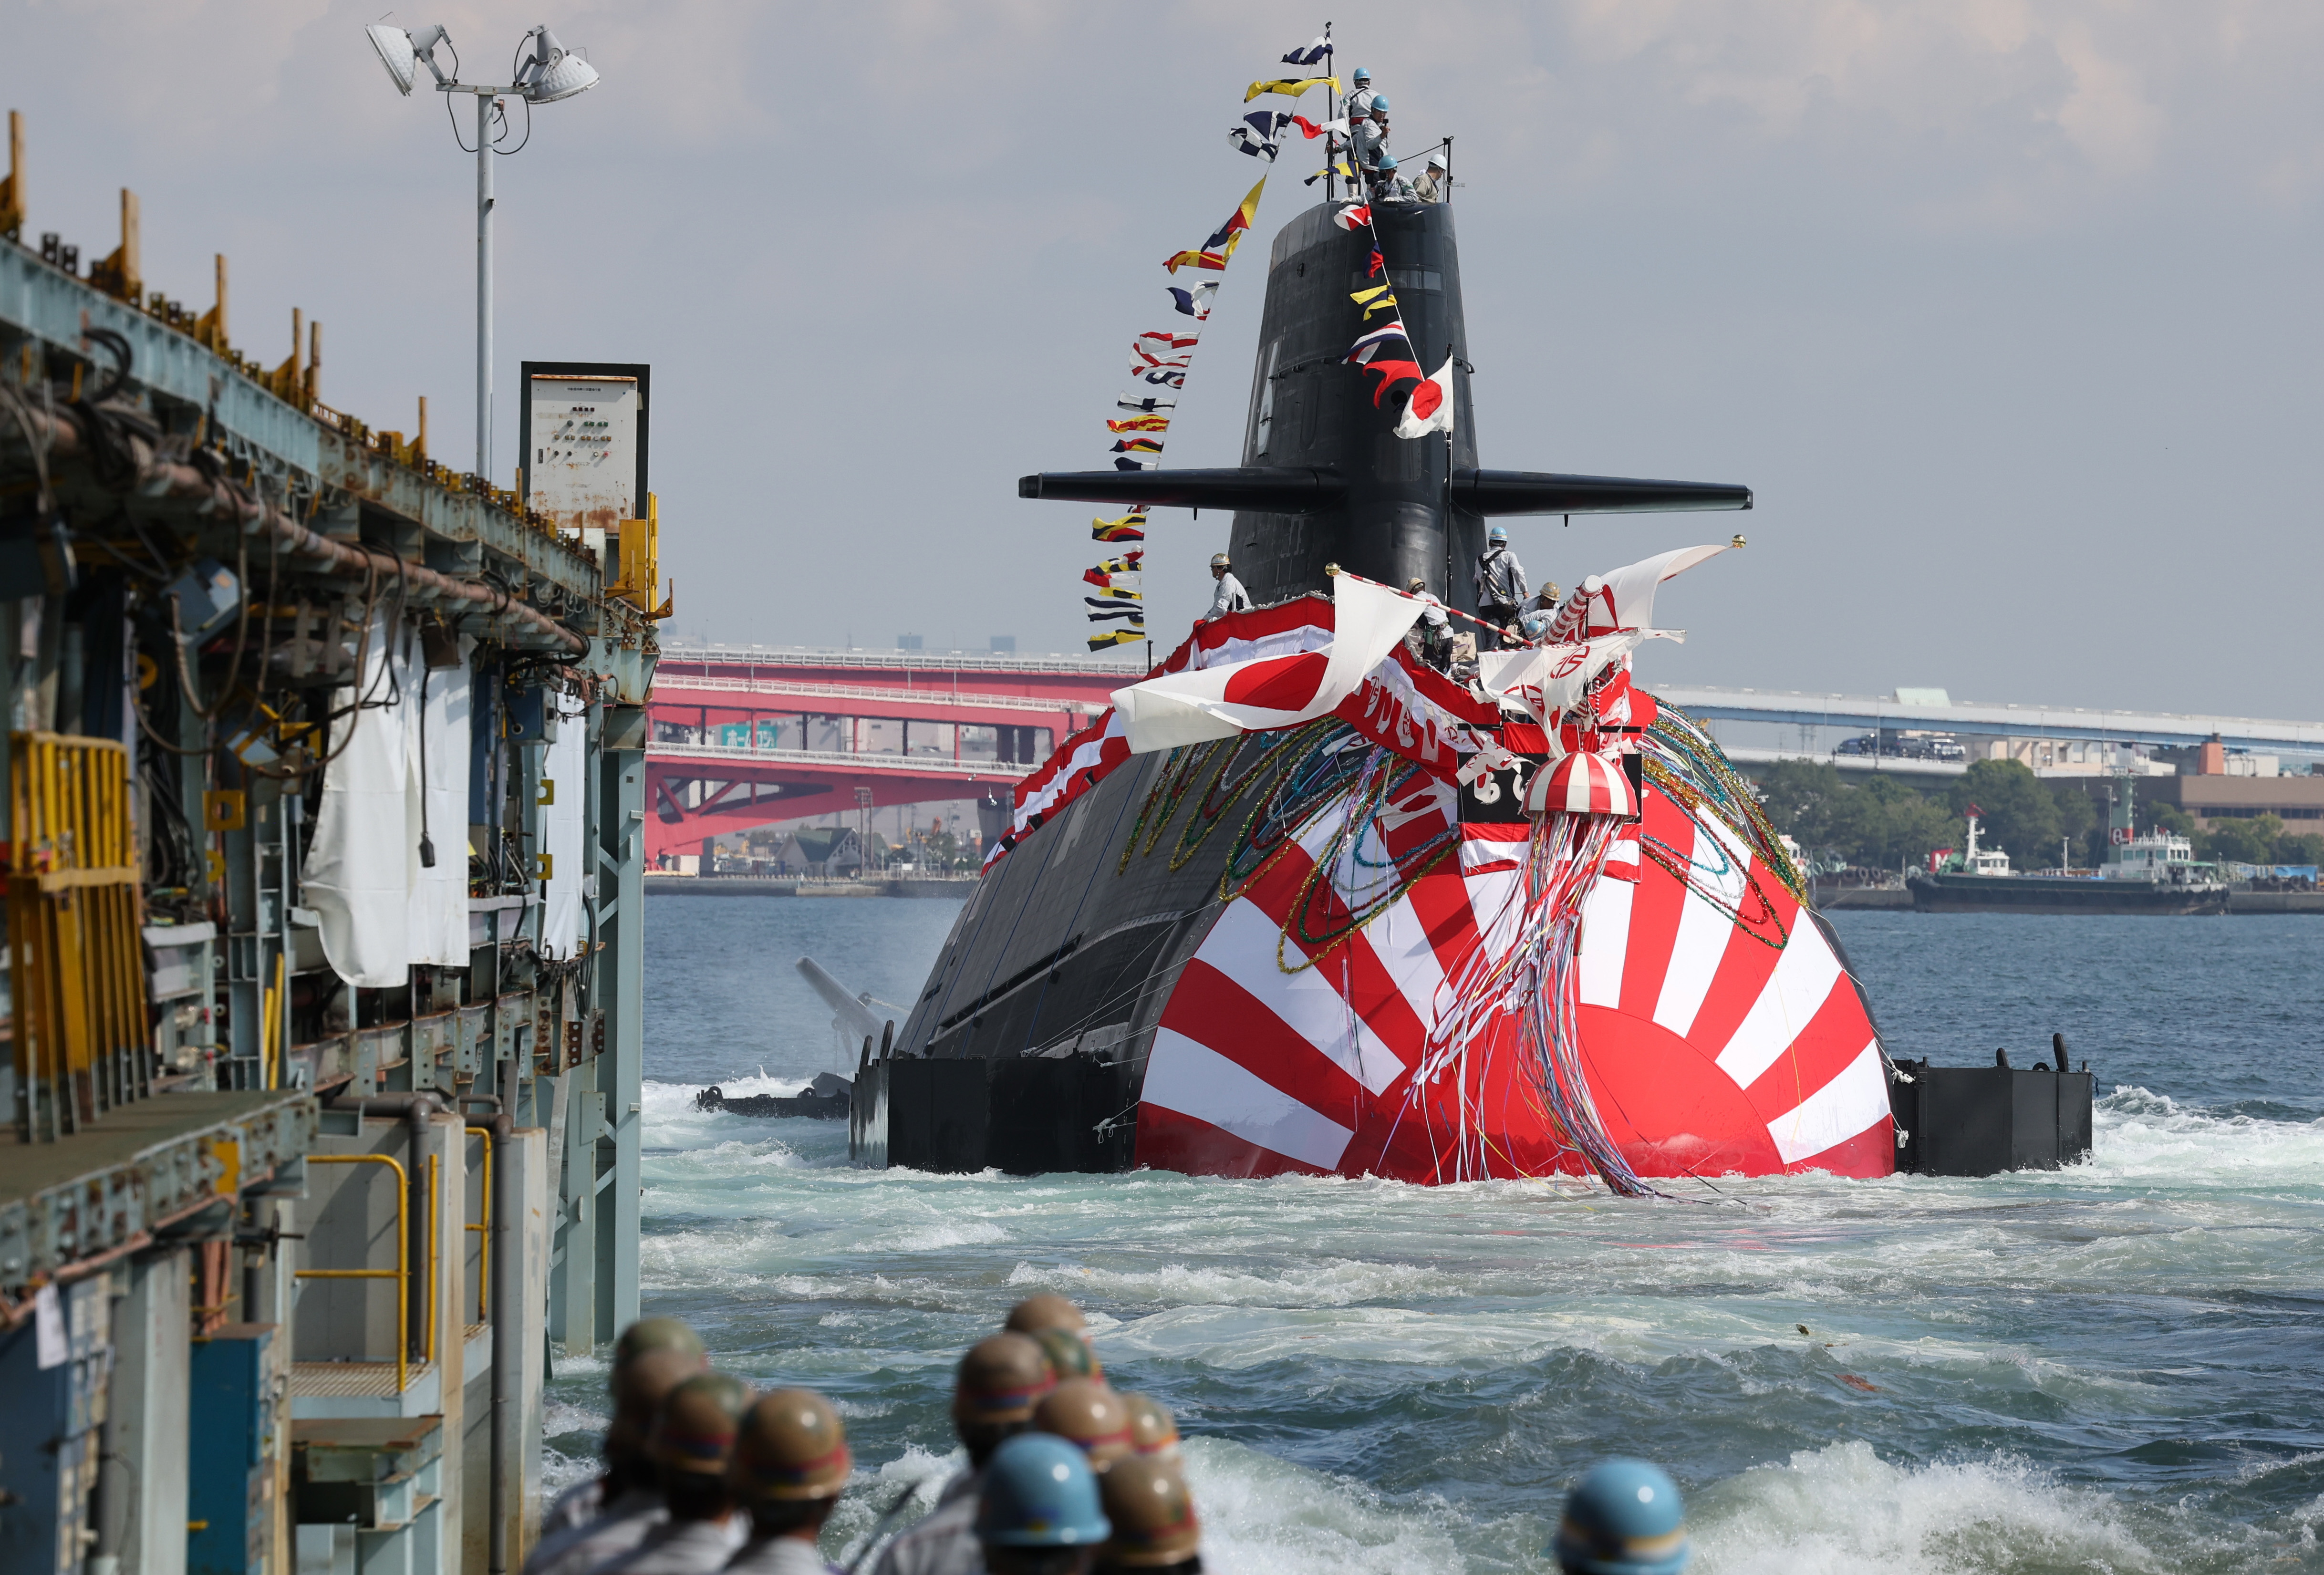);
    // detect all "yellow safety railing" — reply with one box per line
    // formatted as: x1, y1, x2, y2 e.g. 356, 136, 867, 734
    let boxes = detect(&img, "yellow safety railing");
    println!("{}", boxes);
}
295, 1153, 409, 1393
466, 1127, 493, 1324
8, 732, 150, 1139
426, 1154, 439, 1367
